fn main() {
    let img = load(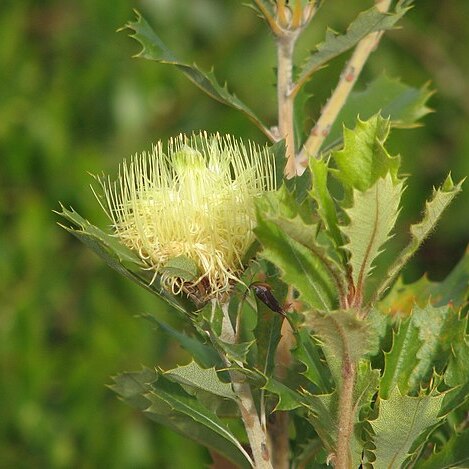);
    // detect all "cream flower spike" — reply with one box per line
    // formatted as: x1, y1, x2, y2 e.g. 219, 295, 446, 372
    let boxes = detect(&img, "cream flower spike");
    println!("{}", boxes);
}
98, 132, 276, 303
